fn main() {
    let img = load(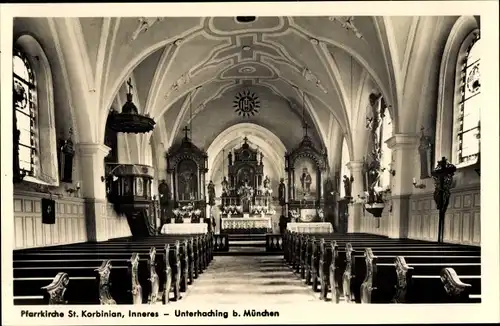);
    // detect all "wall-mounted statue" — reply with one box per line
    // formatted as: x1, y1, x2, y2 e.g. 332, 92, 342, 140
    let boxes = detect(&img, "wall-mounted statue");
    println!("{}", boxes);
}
364, 92, 385, 205
263, 175, 271, 189
418, 127, 433, 179
221, 176, 229, 195
158, 180, 170, 222
343, 174, 354, 198
207, 180, 216, 206
278, 178, 286, 206
228, 151, 233, 166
